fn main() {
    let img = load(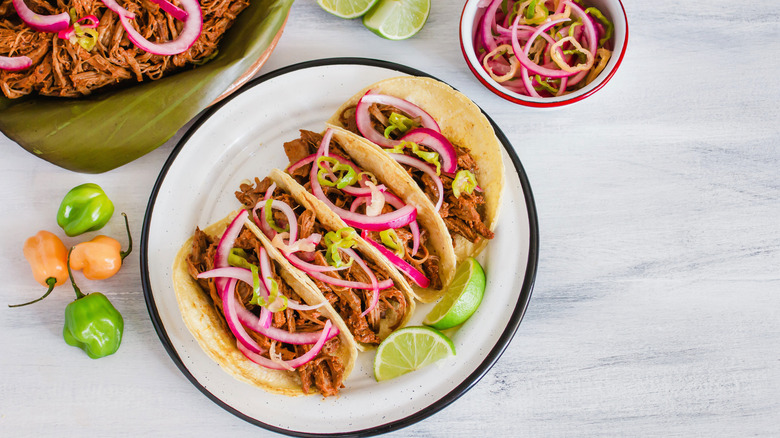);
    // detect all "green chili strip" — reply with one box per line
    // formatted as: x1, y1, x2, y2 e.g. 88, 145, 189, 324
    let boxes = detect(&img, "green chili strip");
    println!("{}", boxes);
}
386, 141, 442, 175
380, 229, 405, 257
265, 199, 288, 233
567, 21, 581, 38
585, 7, 613, 46
383, 112, 418, 139
324, 228, 357, 268
452, 170, 478, 198
317, 156, 358, 189
534, 75, 560, 94
228, 248, 255, 269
